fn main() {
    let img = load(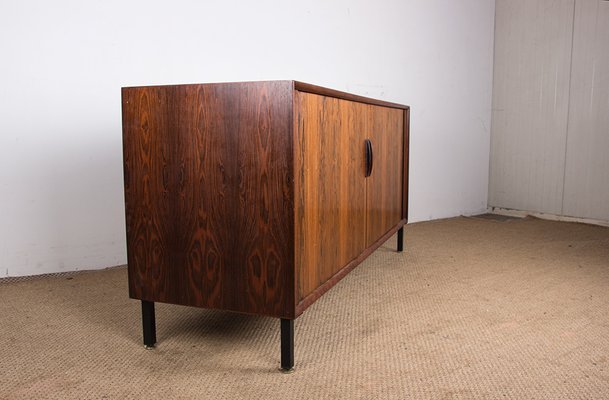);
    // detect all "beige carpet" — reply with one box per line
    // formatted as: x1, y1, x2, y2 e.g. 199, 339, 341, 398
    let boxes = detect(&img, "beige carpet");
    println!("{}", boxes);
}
1, 216, 609, 399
